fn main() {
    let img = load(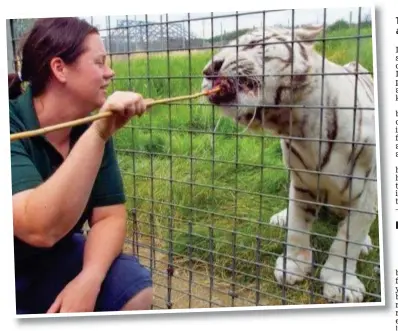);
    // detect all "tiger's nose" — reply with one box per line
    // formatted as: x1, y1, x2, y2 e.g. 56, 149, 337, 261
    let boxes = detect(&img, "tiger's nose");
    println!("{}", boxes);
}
203, 59, 224, 78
